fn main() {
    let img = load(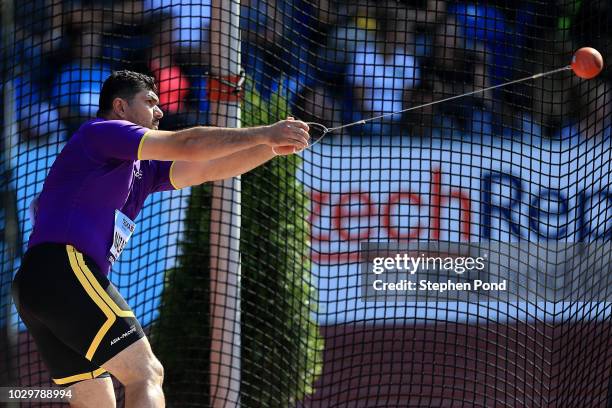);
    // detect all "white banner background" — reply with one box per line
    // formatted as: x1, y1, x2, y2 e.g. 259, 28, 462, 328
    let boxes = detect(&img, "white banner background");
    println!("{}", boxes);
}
298, 135, 612, 323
